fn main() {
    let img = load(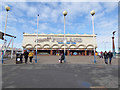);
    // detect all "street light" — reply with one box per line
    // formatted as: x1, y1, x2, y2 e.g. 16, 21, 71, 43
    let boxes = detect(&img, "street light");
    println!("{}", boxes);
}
4, 6, 10, 43
112, 31, 116, 58
63, 10, 67, 63
2, 6, 10, 64
35, 14, 39, 63
90, 10, 96, 63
